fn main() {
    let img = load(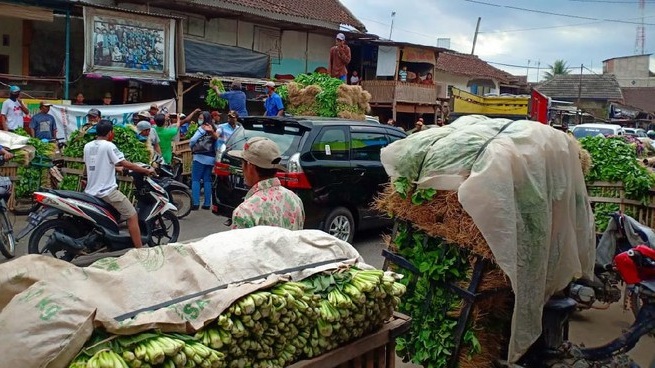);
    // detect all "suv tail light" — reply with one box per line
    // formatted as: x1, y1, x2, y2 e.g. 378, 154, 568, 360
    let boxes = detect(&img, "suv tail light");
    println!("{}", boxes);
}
278, 152, 311, 189
214, 162, 230, 177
